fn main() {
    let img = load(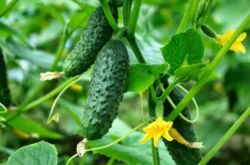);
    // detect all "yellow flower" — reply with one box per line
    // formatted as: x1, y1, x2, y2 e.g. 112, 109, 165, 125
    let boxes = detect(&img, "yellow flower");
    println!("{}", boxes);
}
140, 118, 174, 147
216, 29, 246, 54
